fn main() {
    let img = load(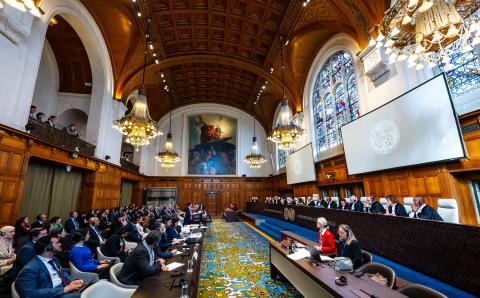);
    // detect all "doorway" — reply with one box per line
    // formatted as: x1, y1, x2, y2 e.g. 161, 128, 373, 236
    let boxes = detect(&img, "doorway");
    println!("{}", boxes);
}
205, 191, 219, 216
